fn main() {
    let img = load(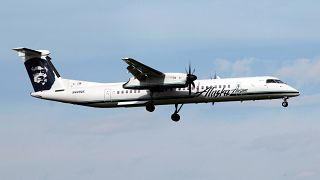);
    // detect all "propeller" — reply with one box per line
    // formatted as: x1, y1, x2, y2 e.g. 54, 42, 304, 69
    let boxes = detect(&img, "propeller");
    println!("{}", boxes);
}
185, 64, 197, 95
